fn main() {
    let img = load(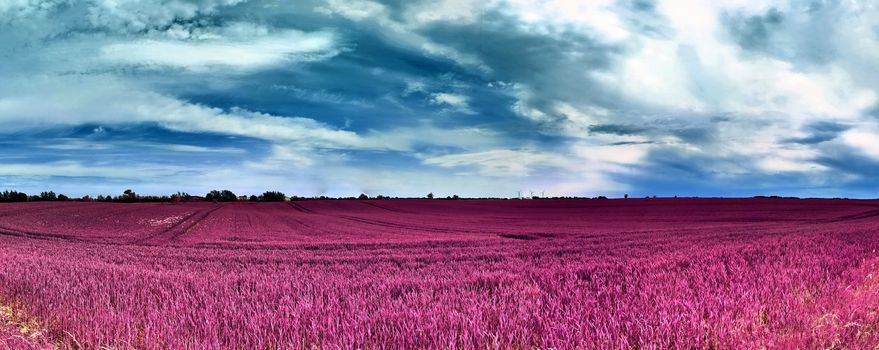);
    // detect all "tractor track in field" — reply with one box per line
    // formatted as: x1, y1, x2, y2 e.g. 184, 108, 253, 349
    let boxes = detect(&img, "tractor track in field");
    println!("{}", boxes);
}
335, 215, 509, 235
0, 203, 76, 219
823, 208, 879, 223
166, 205, 225, 242
287, 202, 315, 214
133, 205, 225, 245
0, 225, 79, 242
359, 201, 413, 214
285, 202, 547, 236
289, 201, 496, 235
